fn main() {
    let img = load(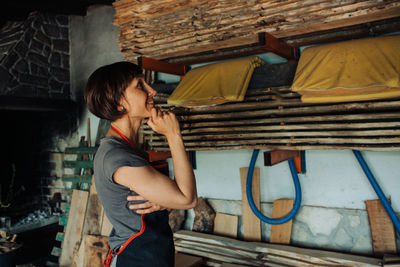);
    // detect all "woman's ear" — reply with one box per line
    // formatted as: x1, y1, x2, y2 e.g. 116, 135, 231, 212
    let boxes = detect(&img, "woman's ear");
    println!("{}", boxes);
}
117, 105, 127, 113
